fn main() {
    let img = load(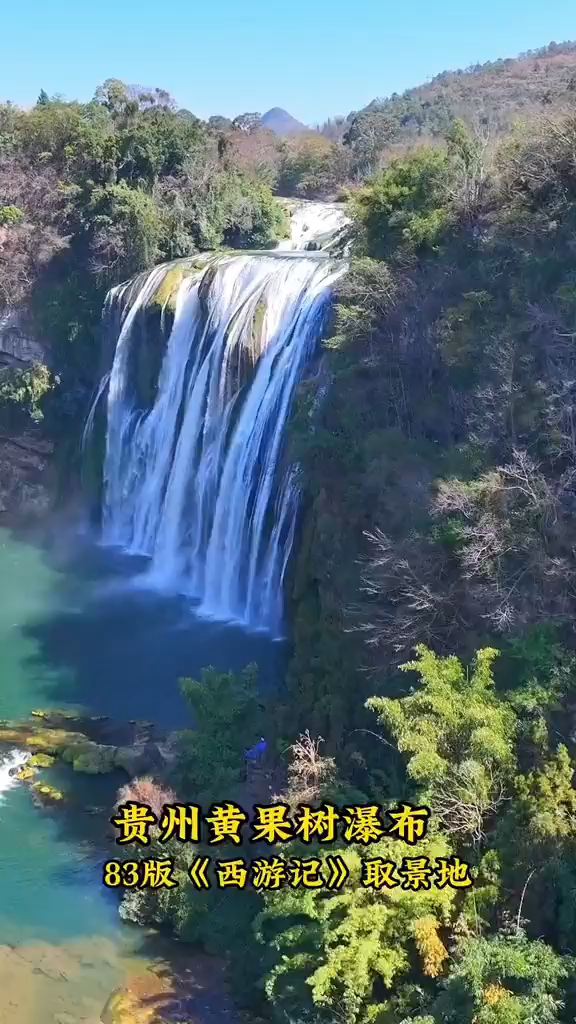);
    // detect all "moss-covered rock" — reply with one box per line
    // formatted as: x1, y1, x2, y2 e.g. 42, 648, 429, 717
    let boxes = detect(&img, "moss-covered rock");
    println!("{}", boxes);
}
0, 723, 85, 754
149, 266, 187, 315
129, 259, 211, 410
0, 722, 117, 773
31, 708, 82, 721
29, 752, 56, 768
32, 782, 64, 802
114, 742, 164, 776
0, 726, 27, 745
61, 739, 117, 774
16, 764, 37, 782
29, 729, 79, 754
251, 299, 267, 359
0, 714, 169, 779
